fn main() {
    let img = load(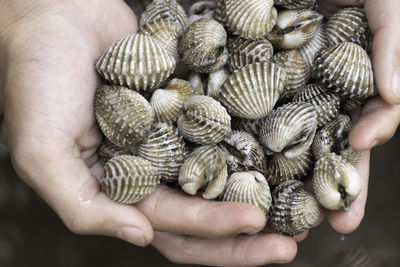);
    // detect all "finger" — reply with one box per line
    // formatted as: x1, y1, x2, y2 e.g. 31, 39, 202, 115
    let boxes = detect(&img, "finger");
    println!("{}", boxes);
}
152, 231, 297, 266
135, 185, 267, 238
327, 150, 370, 234
365, 0, 400, 104
349, 96, 400, 150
